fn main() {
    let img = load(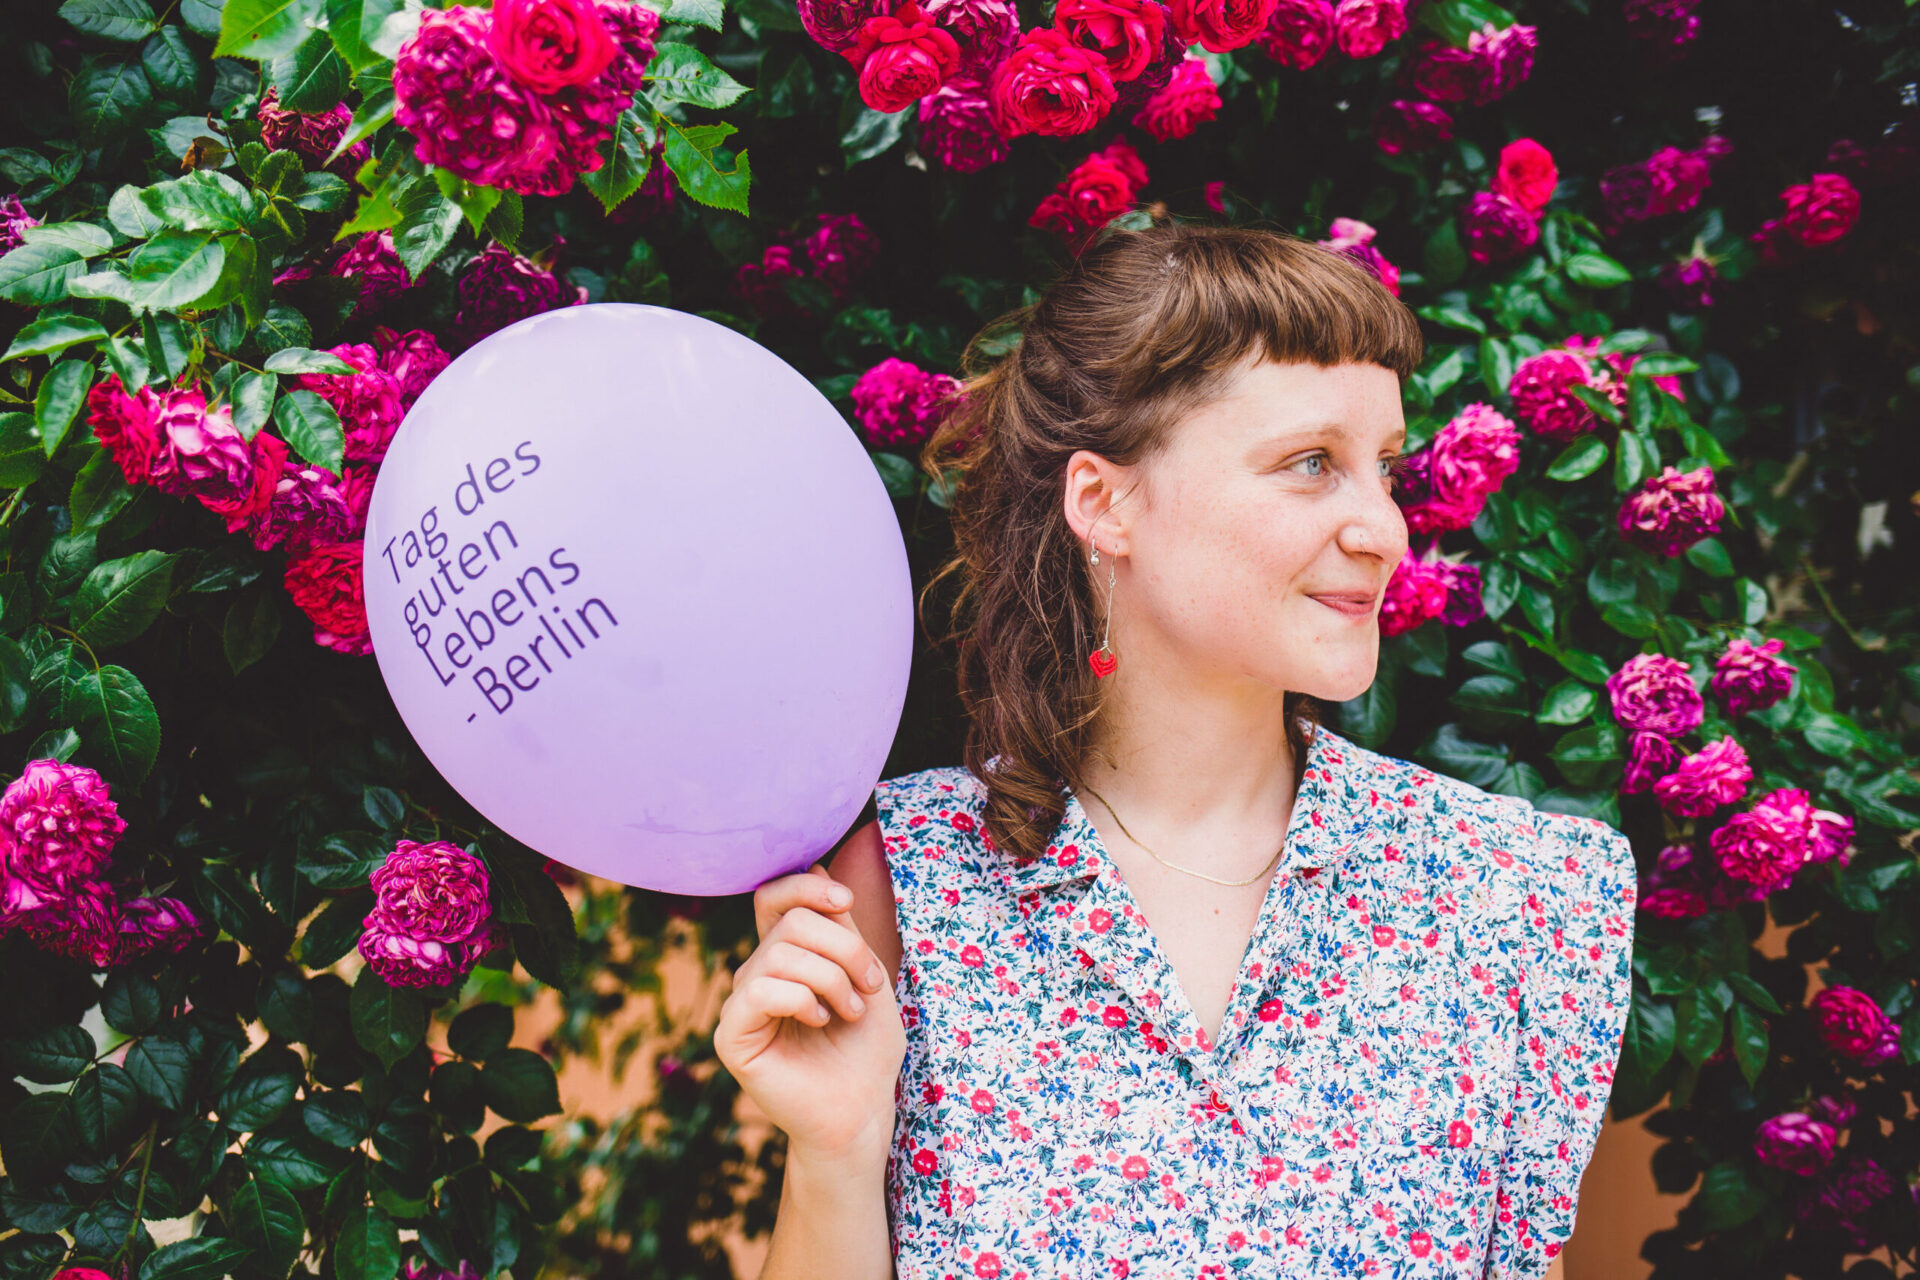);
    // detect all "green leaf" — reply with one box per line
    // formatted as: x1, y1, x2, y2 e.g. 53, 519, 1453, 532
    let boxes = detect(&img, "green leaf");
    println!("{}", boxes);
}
351, 964, 427, 1068
661, 119, 751, 213
22, 222, 116, 256
103, 968, 164, 1033
1545, 436, 1607, 481
1415, 723, 1507, 788
1335, 674, 1396, 749
1622, 991, 1676, 1076
324, 0, 404, 70
125, 1036, 194, 1110
1729, 1002, 1768, 1087
1724, 971, 1783, 1015
479, 1048, 561, 1123
1536, 680, 1596, 726
1460, 640, 1523, 681
72, 549, 177, 649
137, 169, 255, 232
1734, 578, 1768, 625
662, 0, 724, 30
448, 1004, 515, 1061
71, 60, 155, 143
0, 1094, 79, 1189
1685, 536, 1734, 578
112, 183, 168, 236
231, 370, 278, 439
334, 1206, 400, 1280
220, 1068, 299, 1131
126, 230, 227, 309
1676, 984, 1730, 1067
138, 1237, 254, 1280
1678, 420, 1732, 468
298, 891, 371, 968
484, 1125, 541, 1171
1612, 427, 1652, 491
296, 172, 352, 213
71, 1064, 141, 1150
303, 1090, 370, 1147
72, 449, 139, 531
228, 1178, 306, 1279
492, 853, 579, 987
255, 303, 312, 355
248, 1121, 348, 1189
1478, 335, 1514, 398
0, 242, 94, 305
1548, 722, 1620, 788
273, 29, 348, 113
223, 587, 283, 674
61, 0, 159, 41
1696, 1161, 1766, 1231
6, 1024, 96, 1082
1565, 251, 1631, 288
1414, 304, 1485, 336
273, 388, 344, 473
67, 663, 162, 785
390, 183, 463, 282
216, 0, 325, 61
5, 313, 109, 359
142, 27, 204, 99
143, 312, 193, 378
35, 359, 93, 457
579, 110, 655, 214
1631, 351, 1698, 377
263, 346, 356, 374
645, 43, 749, 110
1, 413, 50, 487
197, 862, 291, 953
